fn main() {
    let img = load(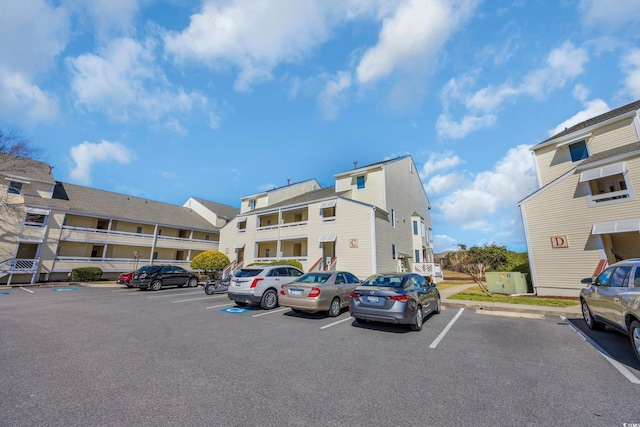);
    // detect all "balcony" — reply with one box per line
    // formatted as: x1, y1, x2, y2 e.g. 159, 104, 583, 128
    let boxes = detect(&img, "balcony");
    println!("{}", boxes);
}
412, 262, 443, 282
51, 257, 192, 273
